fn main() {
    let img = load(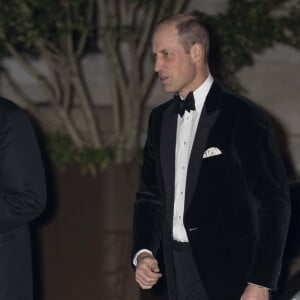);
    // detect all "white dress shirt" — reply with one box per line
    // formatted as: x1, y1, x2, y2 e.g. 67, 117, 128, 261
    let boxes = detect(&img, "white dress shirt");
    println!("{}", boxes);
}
173, 74, 214, 241
133, 75, 214, 265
